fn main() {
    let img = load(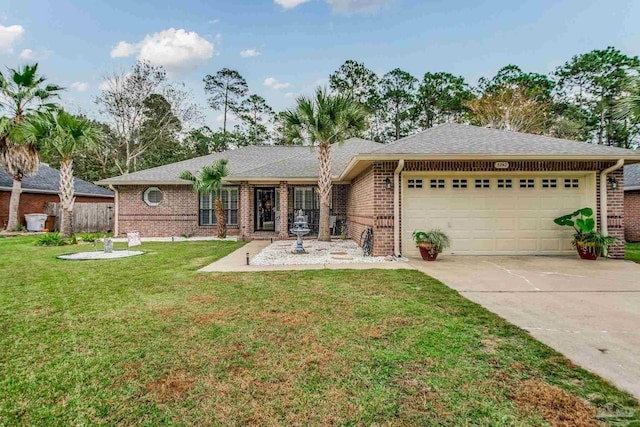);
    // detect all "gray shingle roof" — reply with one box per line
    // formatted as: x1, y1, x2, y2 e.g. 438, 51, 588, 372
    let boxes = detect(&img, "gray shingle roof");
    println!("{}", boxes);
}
625, 164, 640, 189
0, 164, 114, 197
97, 138, 383, 185
372, 123, 640, 156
